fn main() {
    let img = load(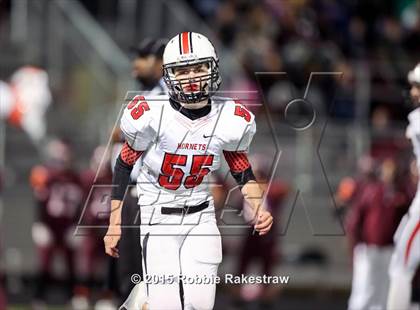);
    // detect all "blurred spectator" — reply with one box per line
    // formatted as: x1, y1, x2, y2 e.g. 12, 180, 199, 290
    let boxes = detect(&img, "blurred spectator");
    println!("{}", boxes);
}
29, 138, 83, 309
331, 61, 356, 119
188, 0, 220, 20
370, 104, 409, 160
69, 0, 420, 122
345, 158, 412, 310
